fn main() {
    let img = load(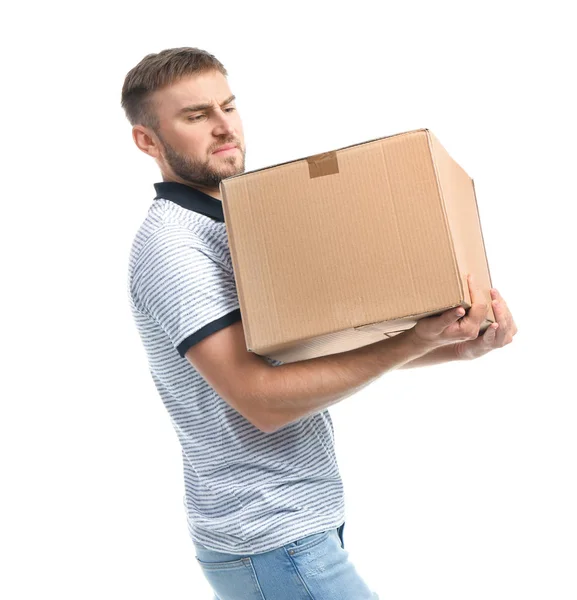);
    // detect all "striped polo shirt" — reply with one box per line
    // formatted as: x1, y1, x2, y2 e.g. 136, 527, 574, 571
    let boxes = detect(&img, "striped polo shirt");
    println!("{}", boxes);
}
127, 181, 345, 554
